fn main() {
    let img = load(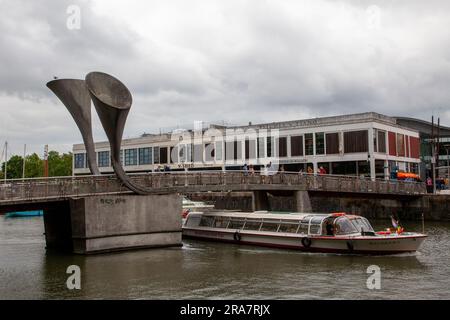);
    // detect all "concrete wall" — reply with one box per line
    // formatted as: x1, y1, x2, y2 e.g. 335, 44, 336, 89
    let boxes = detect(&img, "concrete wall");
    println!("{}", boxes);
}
70, 194, 182, 254
190, 191, 450, 221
